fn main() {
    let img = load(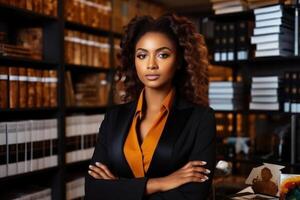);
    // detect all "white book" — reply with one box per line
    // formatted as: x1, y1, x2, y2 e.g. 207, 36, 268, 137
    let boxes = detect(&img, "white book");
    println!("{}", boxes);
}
251, 82, 280, 89
256, 41, 293, 51
251, 34, 292, 44
249, 102, 279, 110
210, 103, 241, 111
212, 0, 246, 10
255, 10, 291, 21
0, 122, 7, 178
255, 49, 293, 57
255, 18, 291, 28
7, 122, 17, 176
251, 89, 278, 96
210, 99, 239, 104
209, 93, 238, 99
209, 82, 237, 88
17, 121, 26, 175
215, 5, 247, 15
25, 120, 31, 173
252, 76, 279, 82
252, 96, 279, 103
254, 5, 282, 15
209, 88, 238, 94
254, 26, 293, 35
